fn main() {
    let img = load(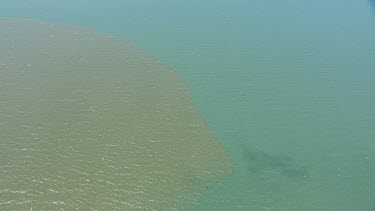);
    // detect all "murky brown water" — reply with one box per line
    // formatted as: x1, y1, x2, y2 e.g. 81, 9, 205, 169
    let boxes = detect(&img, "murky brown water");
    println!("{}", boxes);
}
0, 18, 231, 210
